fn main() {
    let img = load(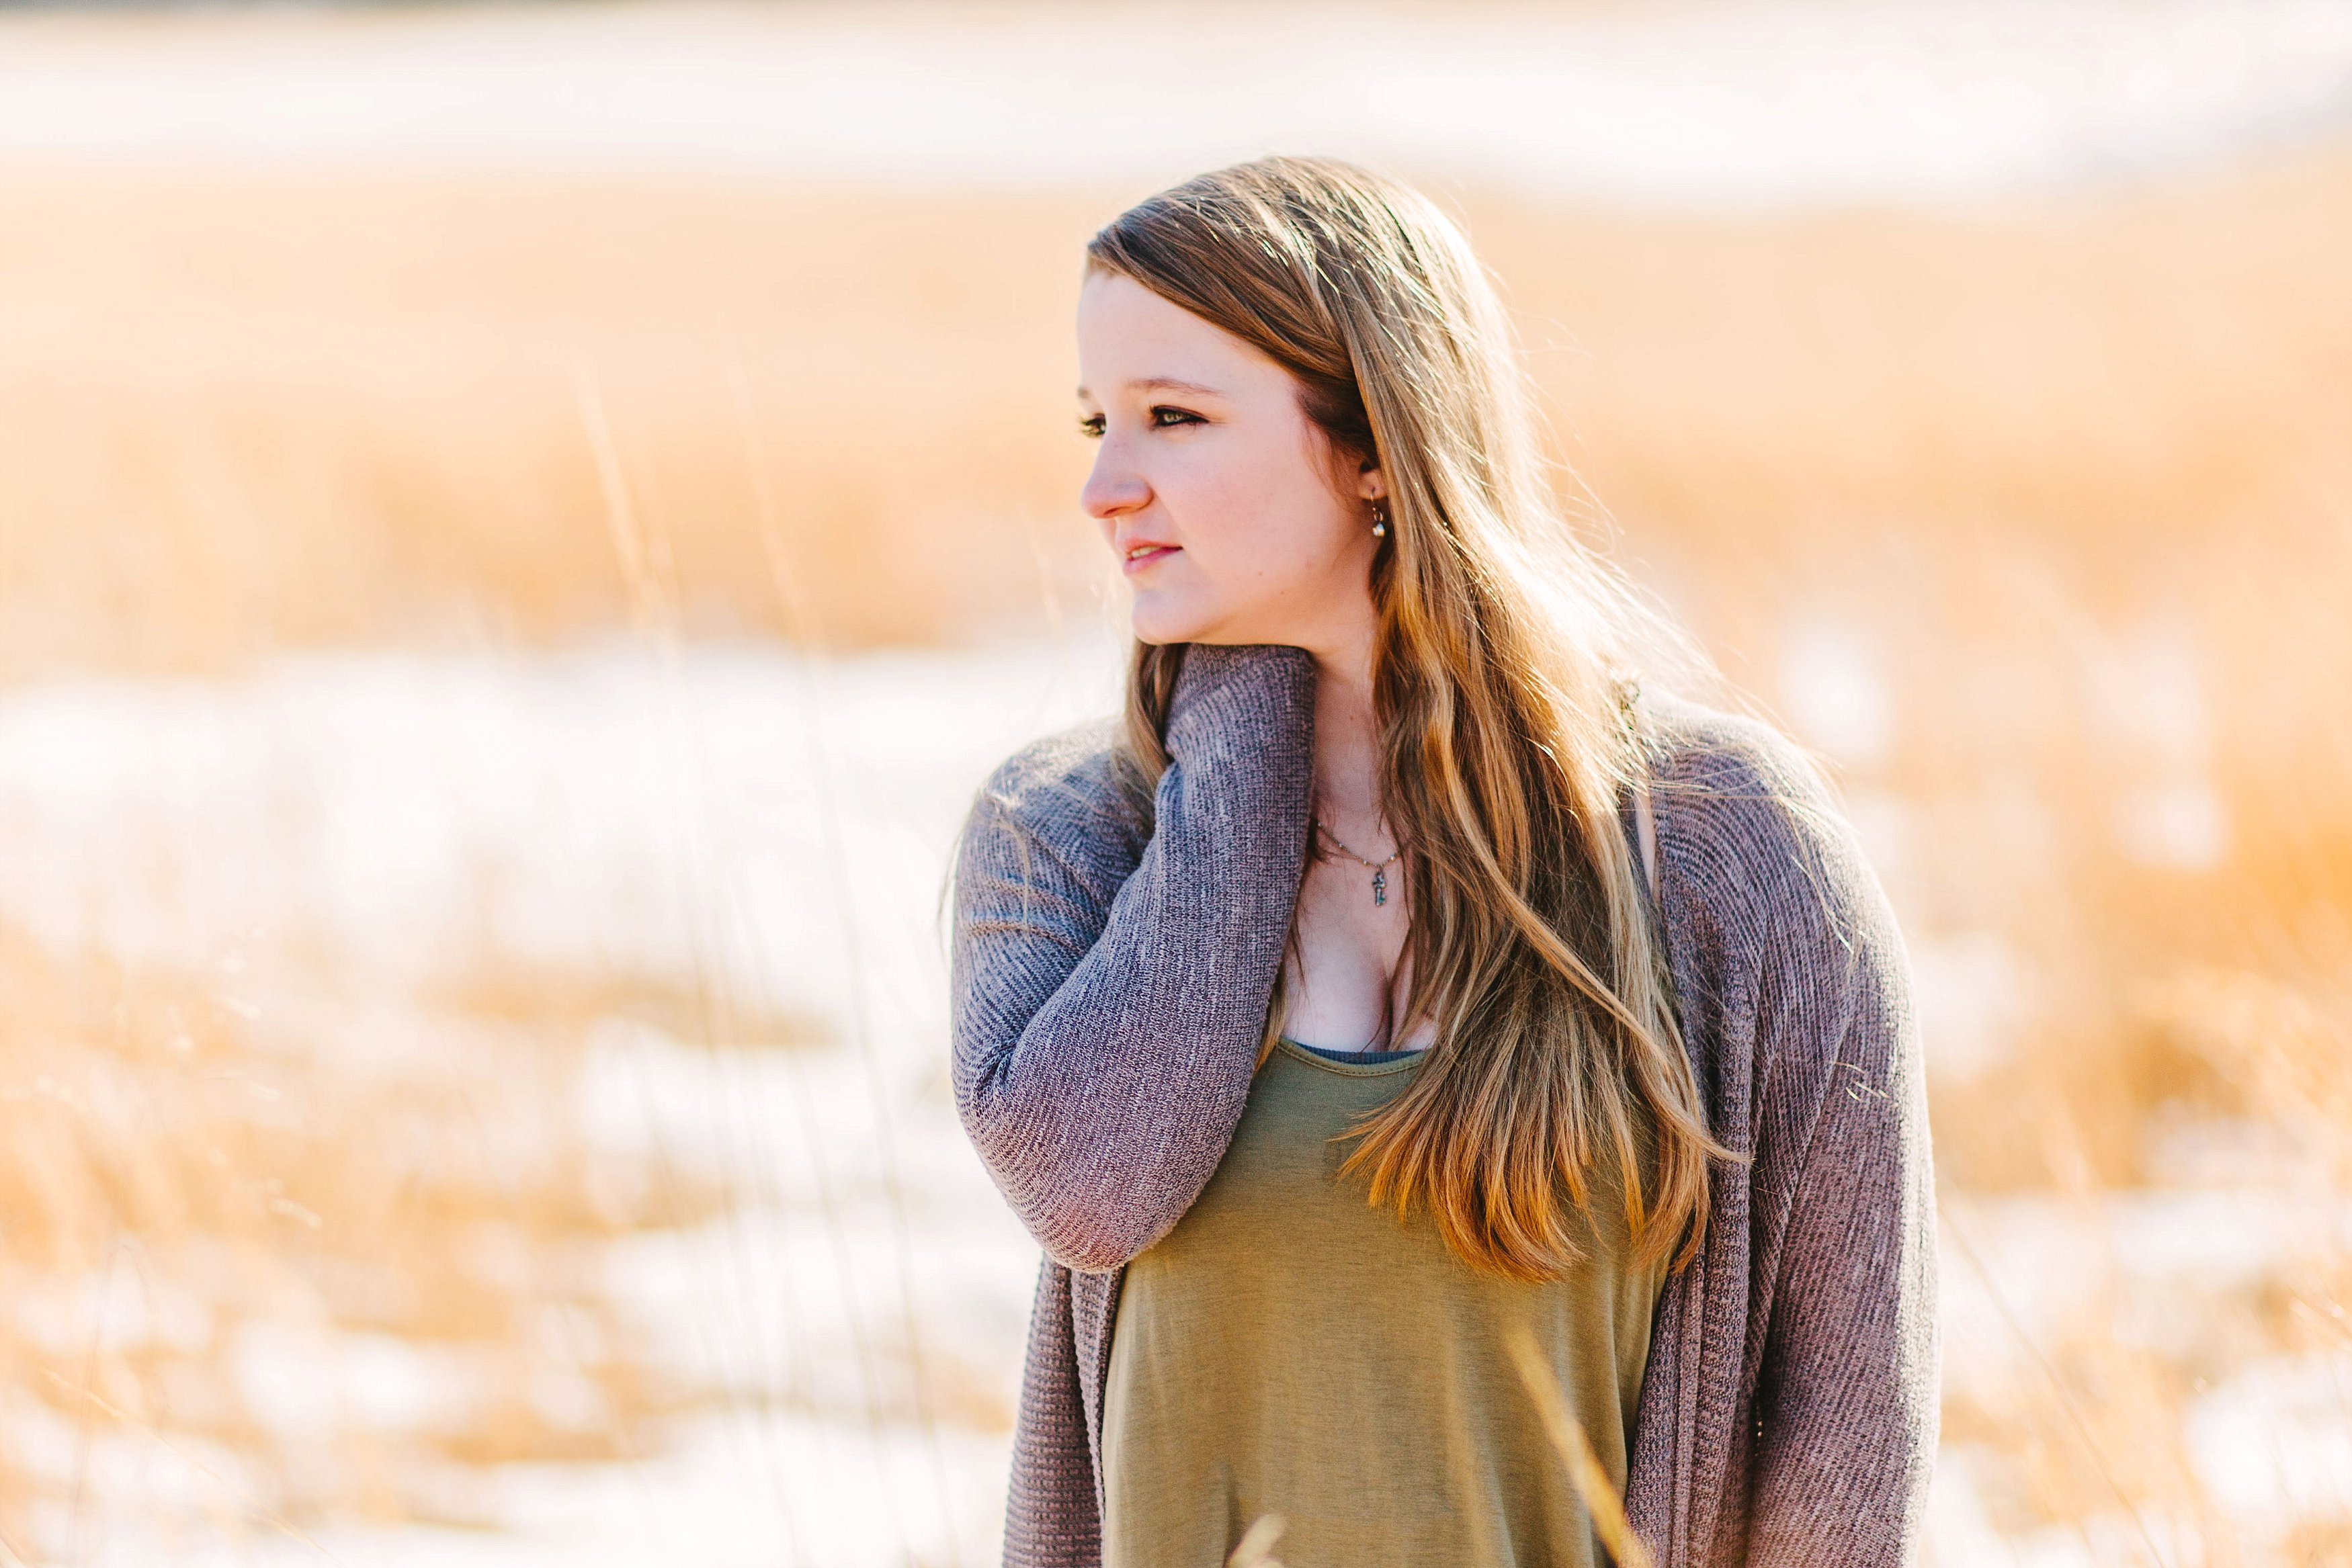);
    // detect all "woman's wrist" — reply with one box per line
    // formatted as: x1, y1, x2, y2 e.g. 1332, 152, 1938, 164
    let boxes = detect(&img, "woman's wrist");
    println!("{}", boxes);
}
1163, 642, 1319, 765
